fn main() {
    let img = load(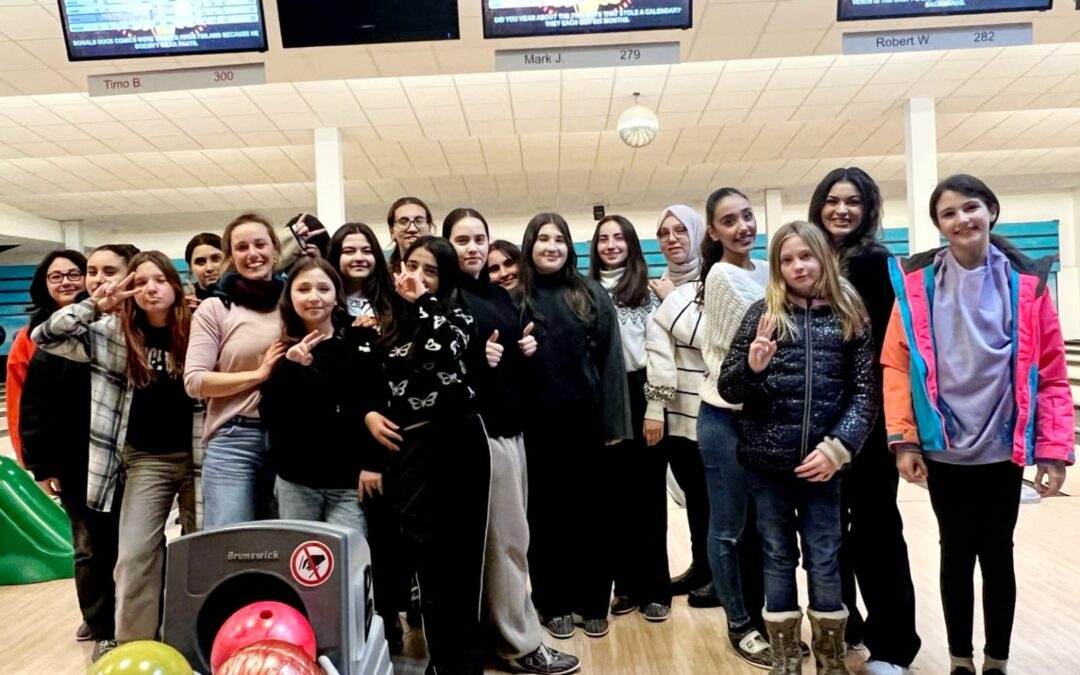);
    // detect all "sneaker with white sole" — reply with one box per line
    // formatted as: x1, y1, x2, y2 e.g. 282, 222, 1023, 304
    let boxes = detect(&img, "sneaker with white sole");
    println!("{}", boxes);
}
91, 639, 117, 662
505, 644, 581, 675
641, 603, 671, 622
572, 614, 609, 638
728, 625, 773, 669
862, 660, 907, 675
541, 614, 575, 640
